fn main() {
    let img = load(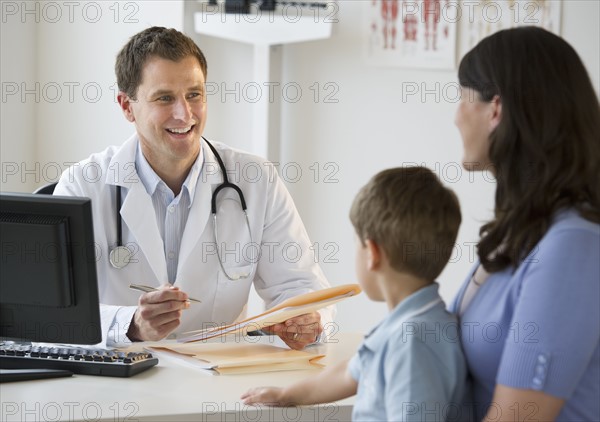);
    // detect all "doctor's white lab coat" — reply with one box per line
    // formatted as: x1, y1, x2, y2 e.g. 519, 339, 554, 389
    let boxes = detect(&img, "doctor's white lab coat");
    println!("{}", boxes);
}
55, 135, 333, 346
